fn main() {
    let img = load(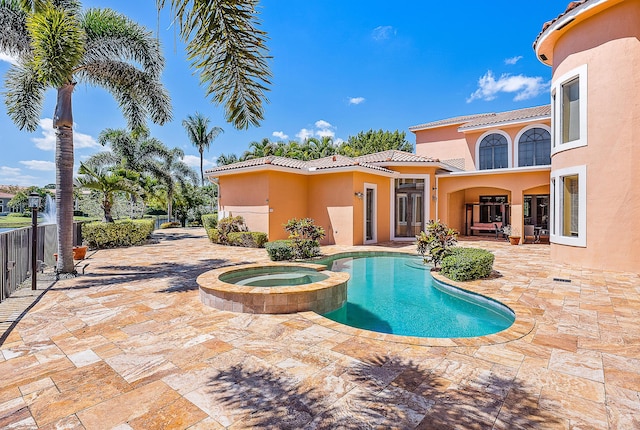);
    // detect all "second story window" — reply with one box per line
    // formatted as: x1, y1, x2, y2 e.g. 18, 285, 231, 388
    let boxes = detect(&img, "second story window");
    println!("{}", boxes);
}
518, 128, 551, 166
479, 133, 508, 170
